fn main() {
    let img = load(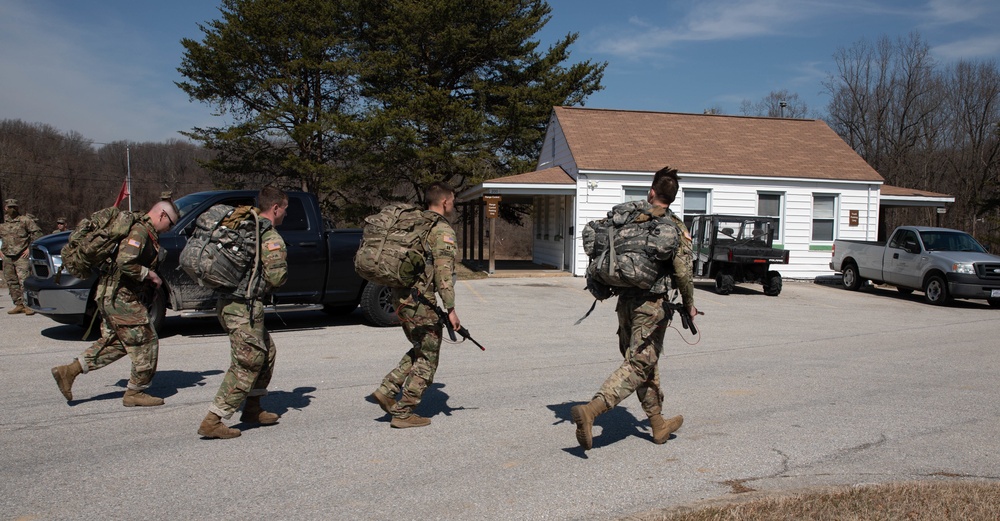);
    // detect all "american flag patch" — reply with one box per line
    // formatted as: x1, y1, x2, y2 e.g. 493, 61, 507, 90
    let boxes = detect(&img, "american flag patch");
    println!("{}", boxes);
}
127, 239, 141, 248
443, 235, 455, 244
266, 241, 281, 251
